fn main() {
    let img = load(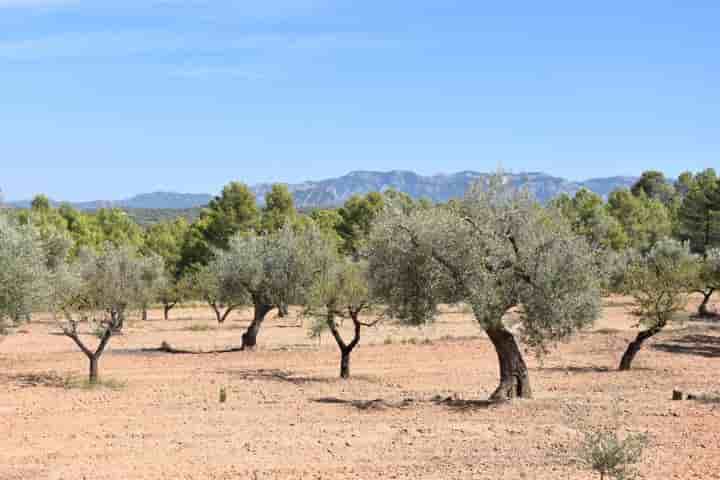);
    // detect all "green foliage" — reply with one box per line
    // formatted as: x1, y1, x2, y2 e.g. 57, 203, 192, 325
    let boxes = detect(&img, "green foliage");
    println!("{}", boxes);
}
337, 192, 385, 255
260, 184, 296, 233
304, 258, 374, 340
0, 215, 48, 332
677, 169, 720, 254
551, 189, 628, 250
697, 248, 720, 291
143, 218, 189, 279
192, 251, 251, 316
577, 428, 647, 480
50, 243, 166, 332
622, 239, 698, 329
631, 170, 676, 205
93, 208, 145, 249
178, 217, 214, 274
606, 189, 672, 251
123, 207, 201, 227
308, 208, 343, 246
201, 181, 259, 250
31, 194, 51, 211
218, 223, 336, 308
367, 175, 603, 349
